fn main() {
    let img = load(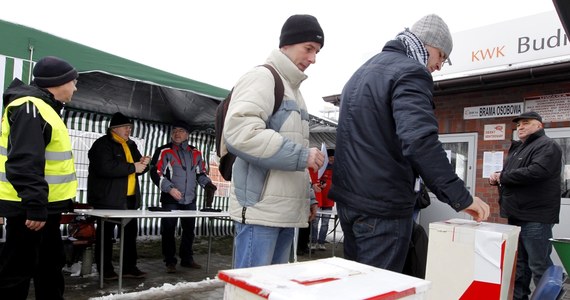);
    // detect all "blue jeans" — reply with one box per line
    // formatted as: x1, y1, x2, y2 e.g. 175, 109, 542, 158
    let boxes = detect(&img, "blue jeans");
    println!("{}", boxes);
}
161, 202, 197, 266
508, 220, 554, 300
310, 207, 332, 244
337, 202, 413, 272
233, 222, 294, 268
